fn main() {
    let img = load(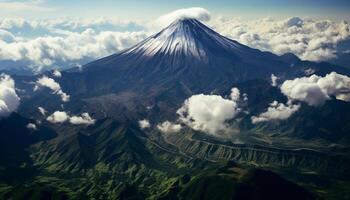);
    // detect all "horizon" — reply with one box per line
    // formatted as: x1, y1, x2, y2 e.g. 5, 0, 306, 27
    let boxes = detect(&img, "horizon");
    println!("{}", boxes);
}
0, 0, 350, 21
